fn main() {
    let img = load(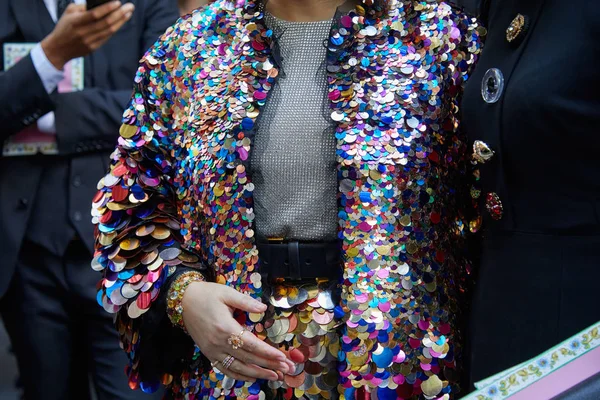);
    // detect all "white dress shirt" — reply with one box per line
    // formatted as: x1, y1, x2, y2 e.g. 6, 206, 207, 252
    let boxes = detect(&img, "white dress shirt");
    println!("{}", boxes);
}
32, 0, 86, 133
